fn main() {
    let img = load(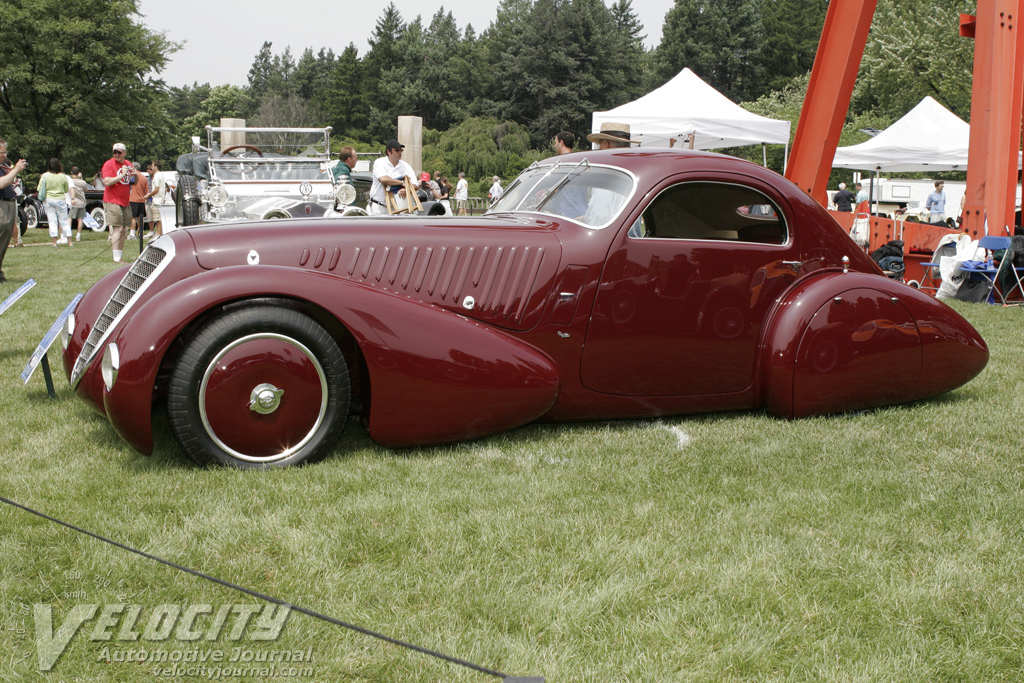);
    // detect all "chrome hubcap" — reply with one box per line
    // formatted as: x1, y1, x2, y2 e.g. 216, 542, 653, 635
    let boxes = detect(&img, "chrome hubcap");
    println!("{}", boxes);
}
249, 383, 284, 414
